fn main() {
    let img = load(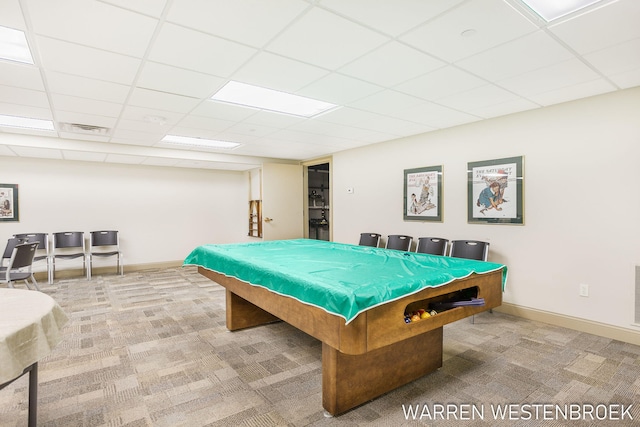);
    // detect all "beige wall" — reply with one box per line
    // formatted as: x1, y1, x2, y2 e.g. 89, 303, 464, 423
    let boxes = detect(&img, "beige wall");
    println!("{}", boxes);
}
332, 87, 640, 333
0, 157, 251, 270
